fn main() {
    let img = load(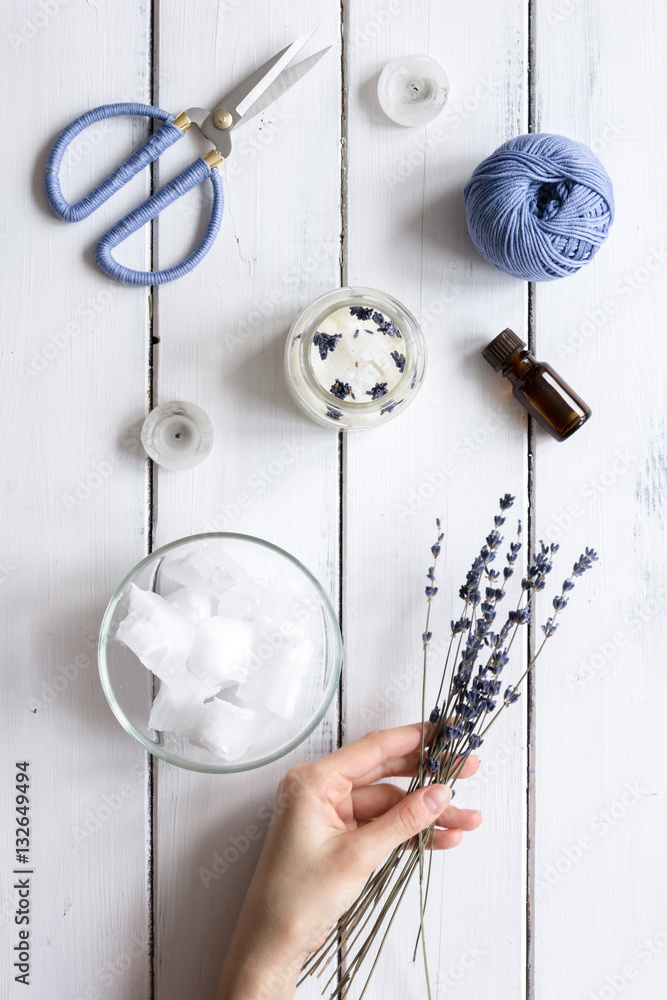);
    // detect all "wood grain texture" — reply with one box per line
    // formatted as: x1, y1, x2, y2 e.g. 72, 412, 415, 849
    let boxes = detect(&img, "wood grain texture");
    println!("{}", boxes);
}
342, 2, 529, 997
151, 5, 342, 1000
0, 2, 152, 998
2, 1, 666, 998
531, 2, 667, 998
